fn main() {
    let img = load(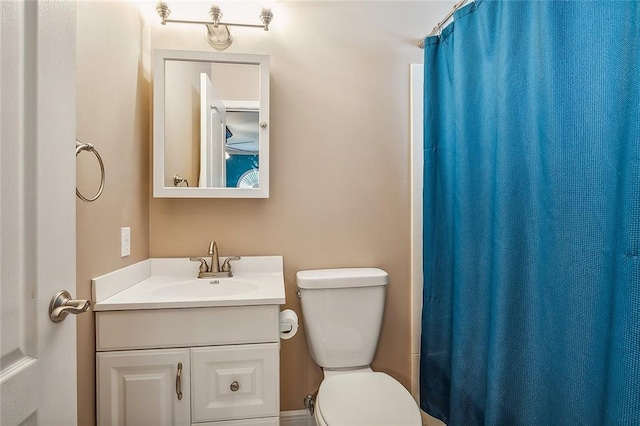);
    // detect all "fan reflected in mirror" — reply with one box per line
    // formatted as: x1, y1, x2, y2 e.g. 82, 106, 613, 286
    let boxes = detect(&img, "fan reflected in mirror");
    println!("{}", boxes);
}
237, 169, 259, 188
